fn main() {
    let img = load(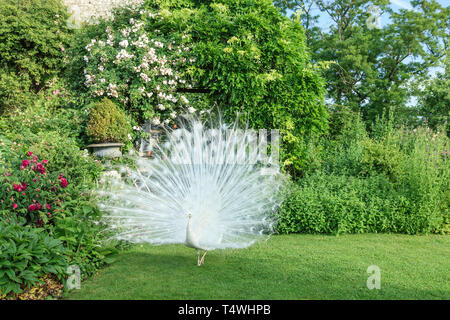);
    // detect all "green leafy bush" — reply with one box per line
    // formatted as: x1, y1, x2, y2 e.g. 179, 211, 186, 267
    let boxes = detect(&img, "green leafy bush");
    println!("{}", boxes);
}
171, 0, 328, 177
0, 71, 33, 115
0, 128, 111, 281
0, 220, 68, 295
278, 174, 407, 234
0, 0, 71, 93
277, 110, 449, 235
1, 131, 103, 186
86, 98, 131, 144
